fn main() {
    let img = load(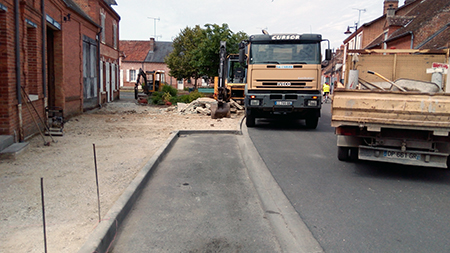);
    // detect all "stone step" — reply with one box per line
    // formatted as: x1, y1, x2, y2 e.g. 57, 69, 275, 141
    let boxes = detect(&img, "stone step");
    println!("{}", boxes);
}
0, 135, 14, 152
0, 142, 29, 160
